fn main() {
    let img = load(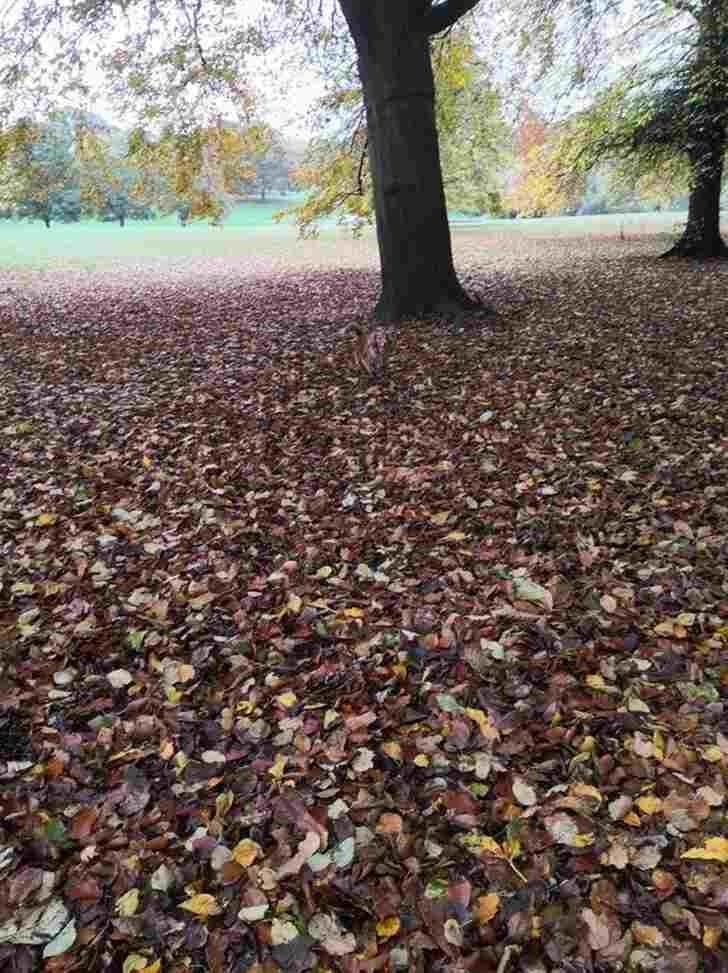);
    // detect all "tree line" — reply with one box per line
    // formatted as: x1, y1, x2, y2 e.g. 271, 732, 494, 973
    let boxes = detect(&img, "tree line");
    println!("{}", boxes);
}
0, 112, 298, 228
0, 95, 689, 232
